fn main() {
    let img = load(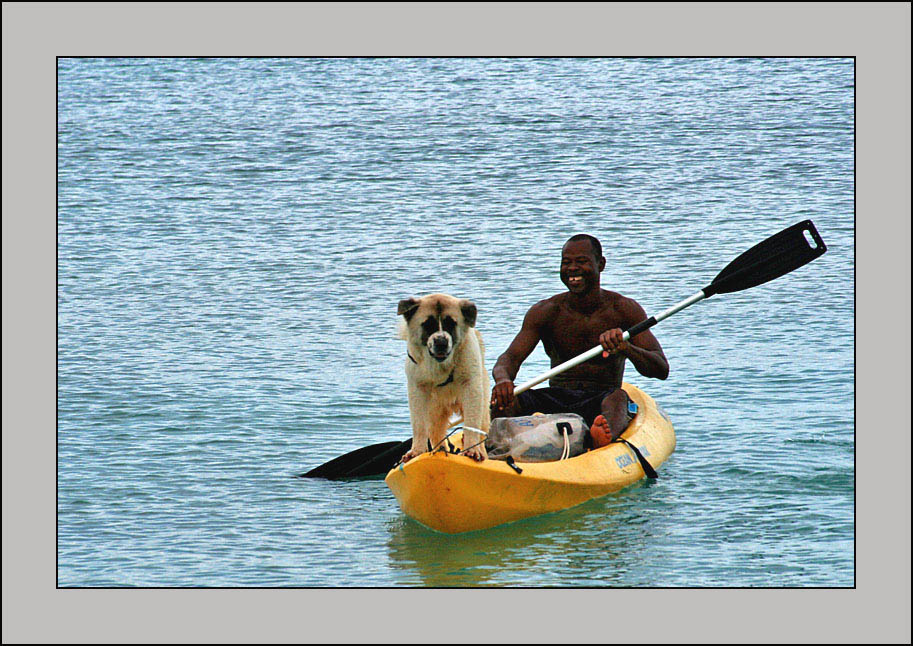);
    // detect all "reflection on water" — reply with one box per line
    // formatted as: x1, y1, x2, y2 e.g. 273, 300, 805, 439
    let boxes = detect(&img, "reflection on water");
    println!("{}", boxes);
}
385, 481, 673, 587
